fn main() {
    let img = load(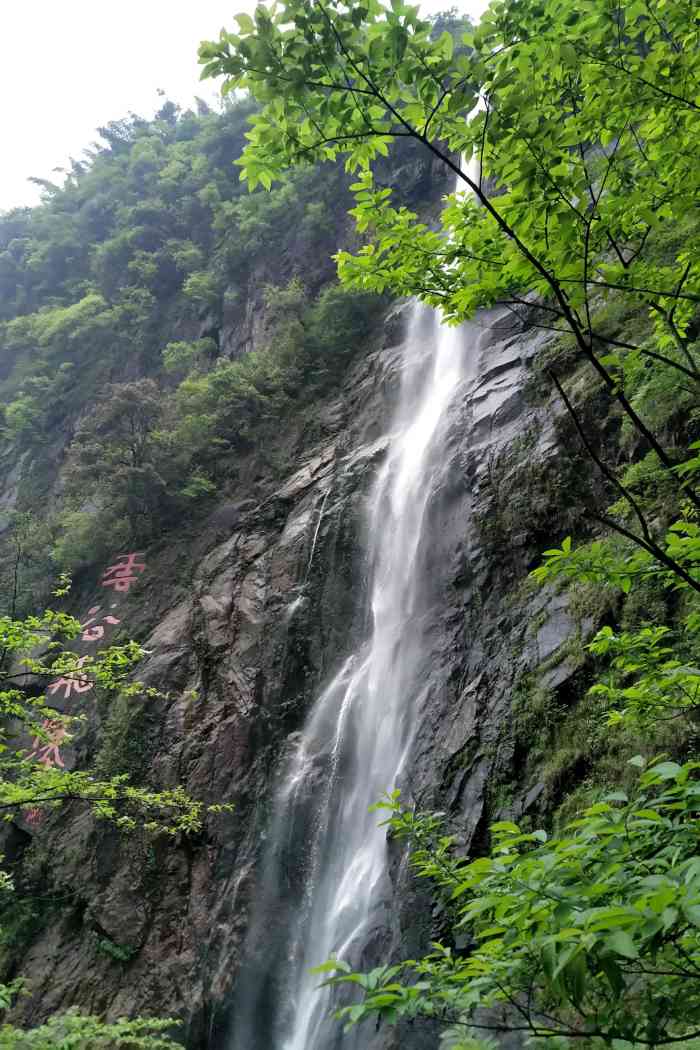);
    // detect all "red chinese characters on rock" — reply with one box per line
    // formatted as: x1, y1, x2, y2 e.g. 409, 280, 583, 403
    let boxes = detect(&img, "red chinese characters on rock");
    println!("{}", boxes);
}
21, 552, 145, 832
80, 605, 121, 642
101, 552, 146, 593
47, 655, 94, 700
31, 719, 67, 769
